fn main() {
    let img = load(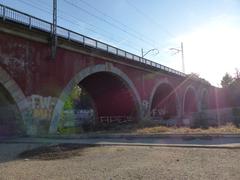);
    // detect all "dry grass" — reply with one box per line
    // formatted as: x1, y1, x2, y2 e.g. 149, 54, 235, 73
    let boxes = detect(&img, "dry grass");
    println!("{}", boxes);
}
89, 122, 240, 135
134, 123, 240, 134
59, 121, 240, 136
